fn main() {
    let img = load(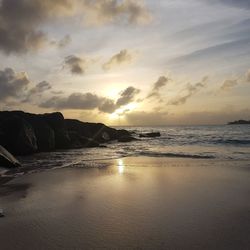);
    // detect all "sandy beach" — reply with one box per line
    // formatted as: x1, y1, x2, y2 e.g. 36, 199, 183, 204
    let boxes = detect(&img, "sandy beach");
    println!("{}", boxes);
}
0, 157, 249, 250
